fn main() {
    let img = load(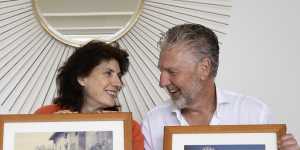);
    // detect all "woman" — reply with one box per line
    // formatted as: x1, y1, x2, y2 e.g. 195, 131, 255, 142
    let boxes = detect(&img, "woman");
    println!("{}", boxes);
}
35, 40, 144, 150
